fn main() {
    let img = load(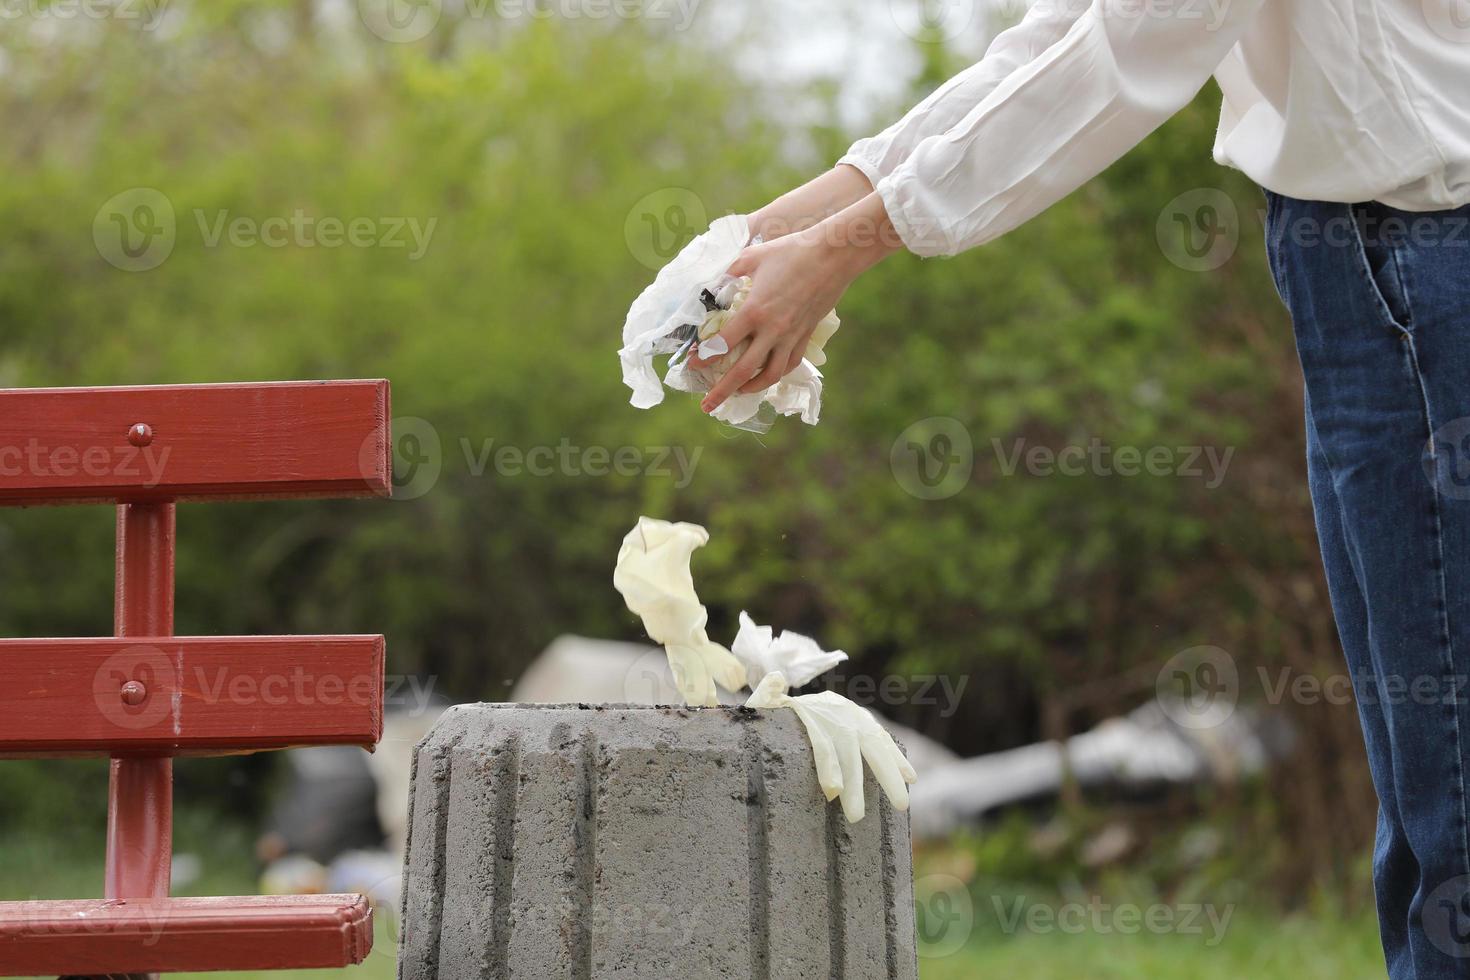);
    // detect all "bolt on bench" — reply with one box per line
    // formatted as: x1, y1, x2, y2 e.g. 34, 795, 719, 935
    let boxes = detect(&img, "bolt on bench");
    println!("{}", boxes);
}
0, 380, 393, 977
